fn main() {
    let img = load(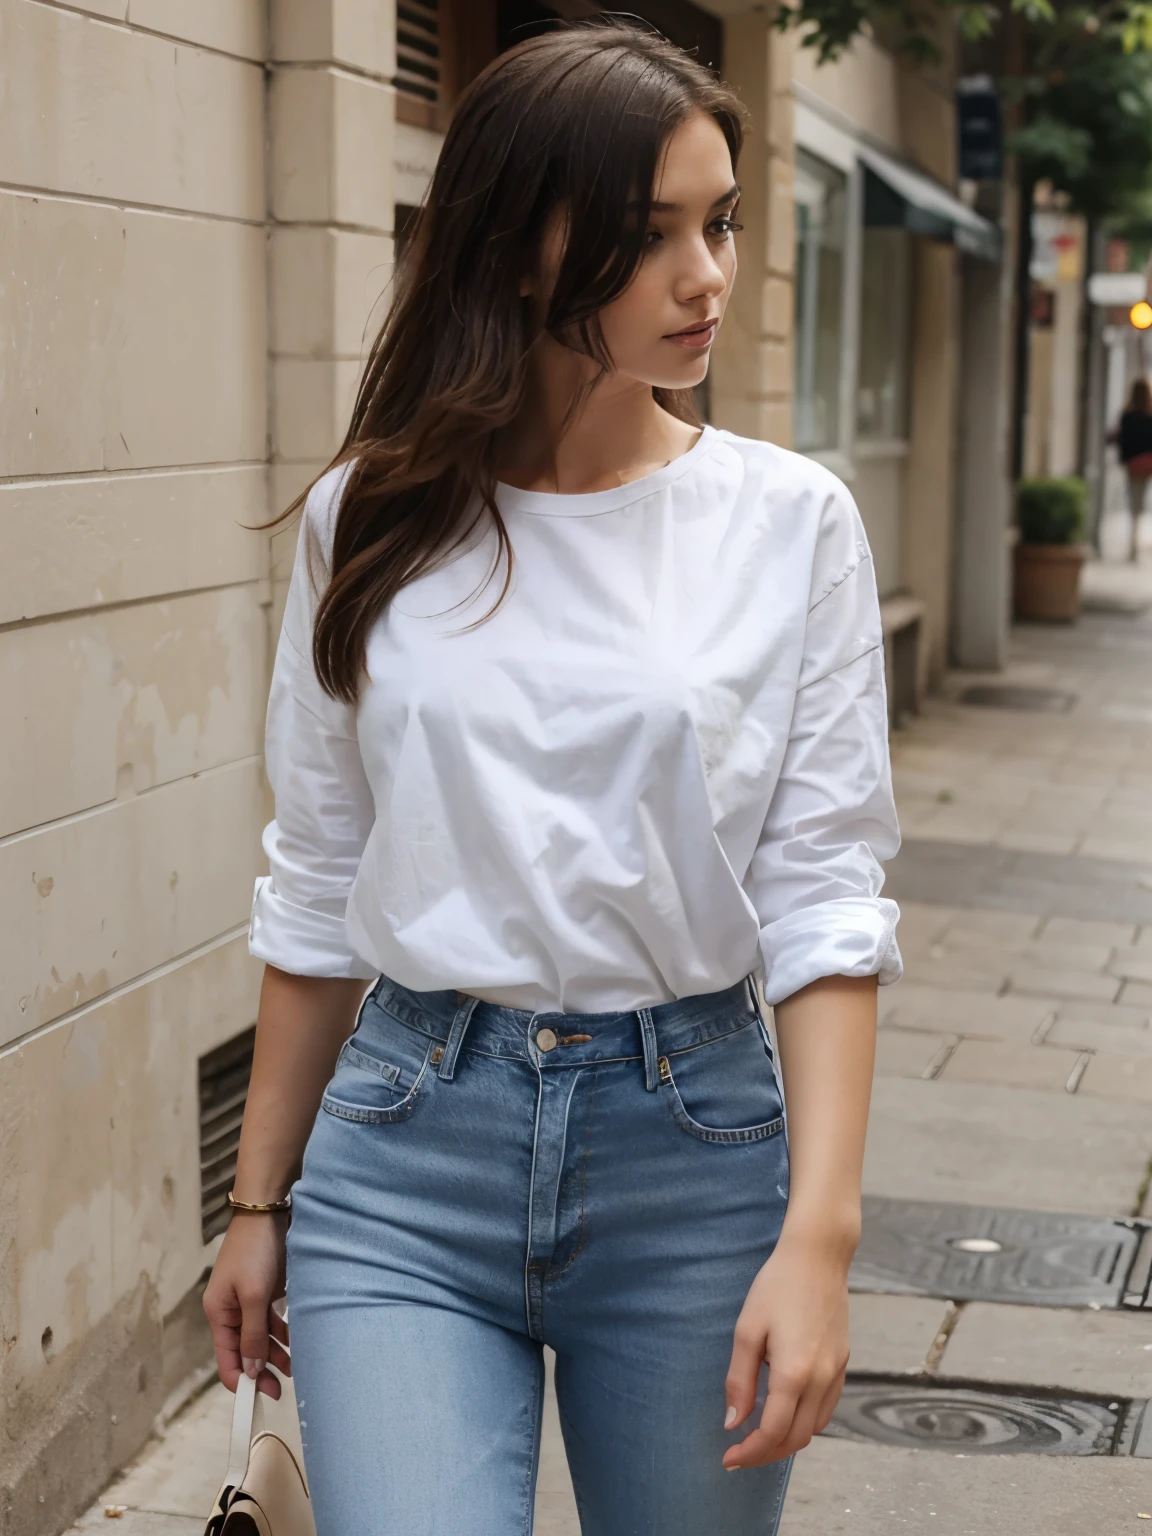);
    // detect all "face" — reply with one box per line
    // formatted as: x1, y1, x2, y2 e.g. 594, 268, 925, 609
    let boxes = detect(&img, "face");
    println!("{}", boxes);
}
598, 111, 740, 389
527, 110, 740, 392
